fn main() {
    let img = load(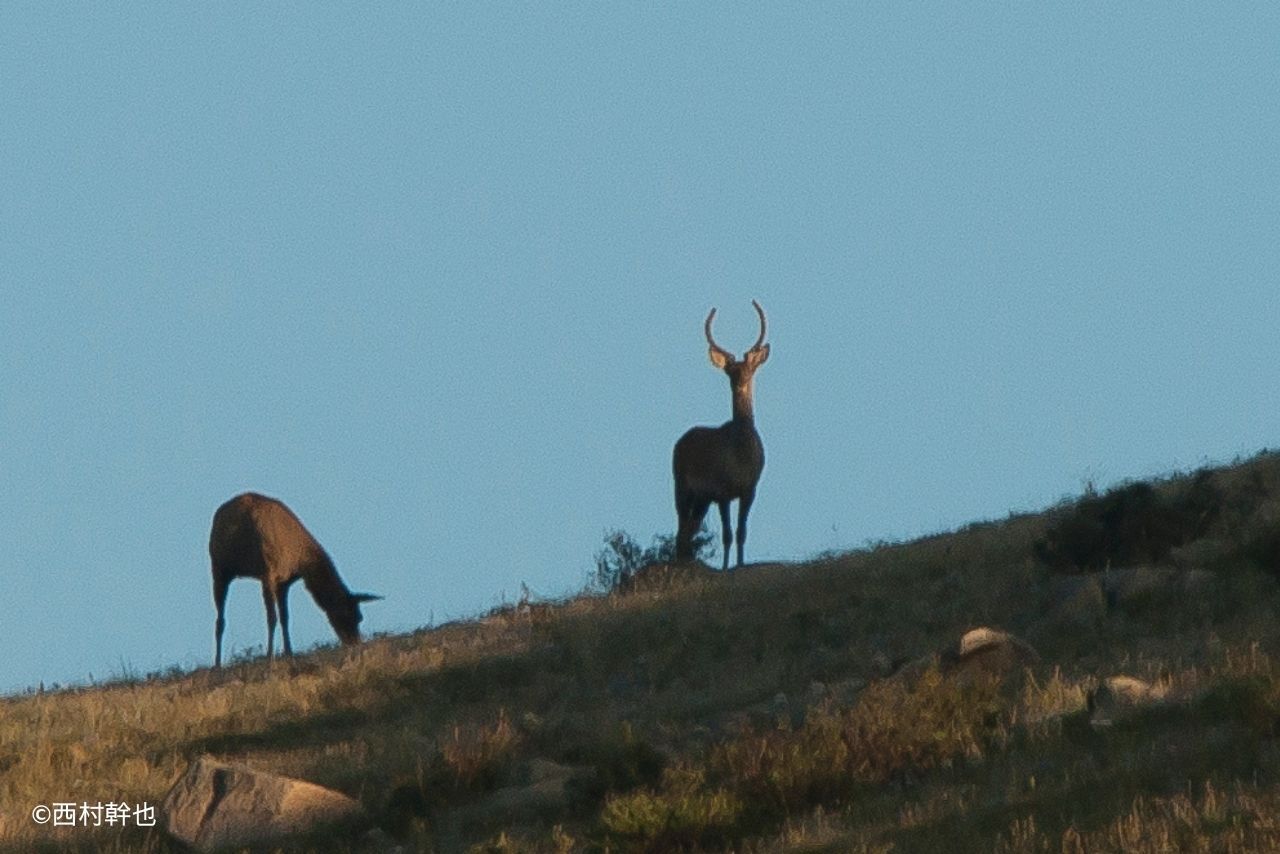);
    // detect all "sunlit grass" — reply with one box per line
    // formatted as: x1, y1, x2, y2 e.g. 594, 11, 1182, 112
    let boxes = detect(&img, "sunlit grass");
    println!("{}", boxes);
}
5, 452, 1280, 850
